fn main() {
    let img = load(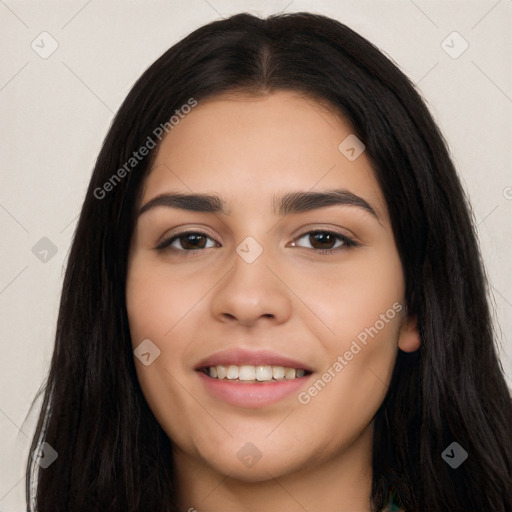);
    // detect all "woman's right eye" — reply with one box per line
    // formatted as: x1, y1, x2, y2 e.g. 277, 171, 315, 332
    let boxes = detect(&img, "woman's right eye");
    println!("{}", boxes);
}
156, 232, 219, 253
